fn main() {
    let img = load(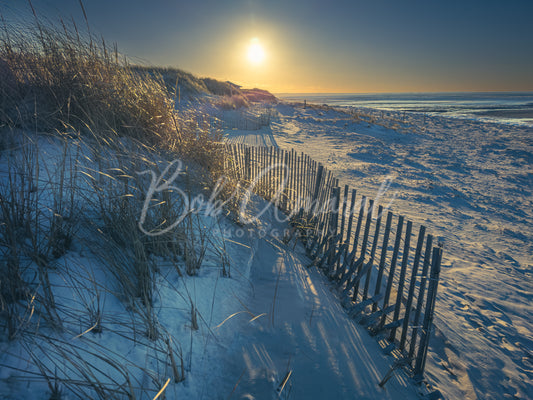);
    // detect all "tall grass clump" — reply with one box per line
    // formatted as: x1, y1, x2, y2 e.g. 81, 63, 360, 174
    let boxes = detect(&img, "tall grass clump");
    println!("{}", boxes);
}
134, 65, 210, 99
0, 7, 236, 397
0, 132, 83, 338
0, 11, 174, 143
0, 10, 224, 174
